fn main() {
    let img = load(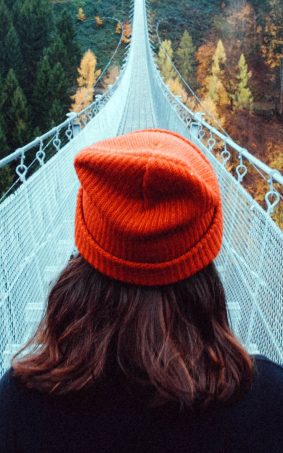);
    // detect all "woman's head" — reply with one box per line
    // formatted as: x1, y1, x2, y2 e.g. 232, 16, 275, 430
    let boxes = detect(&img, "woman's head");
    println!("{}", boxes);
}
12, 129, 252, 407
12, 254, 253, 407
